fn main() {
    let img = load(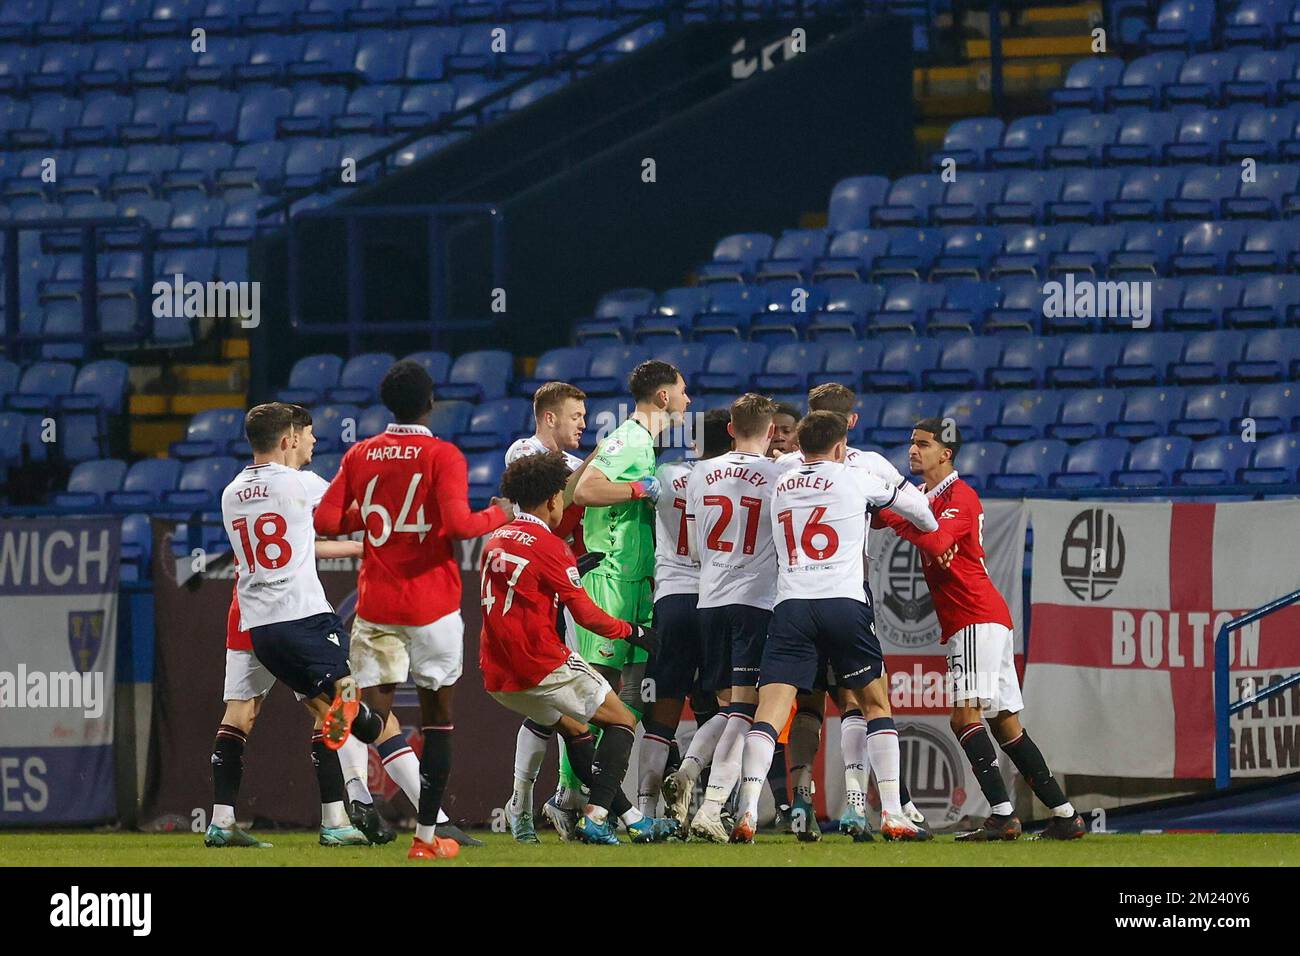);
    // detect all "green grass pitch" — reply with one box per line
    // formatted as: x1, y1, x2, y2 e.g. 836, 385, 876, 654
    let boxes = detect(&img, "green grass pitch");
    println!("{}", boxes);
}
7, 831, 1300, 867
